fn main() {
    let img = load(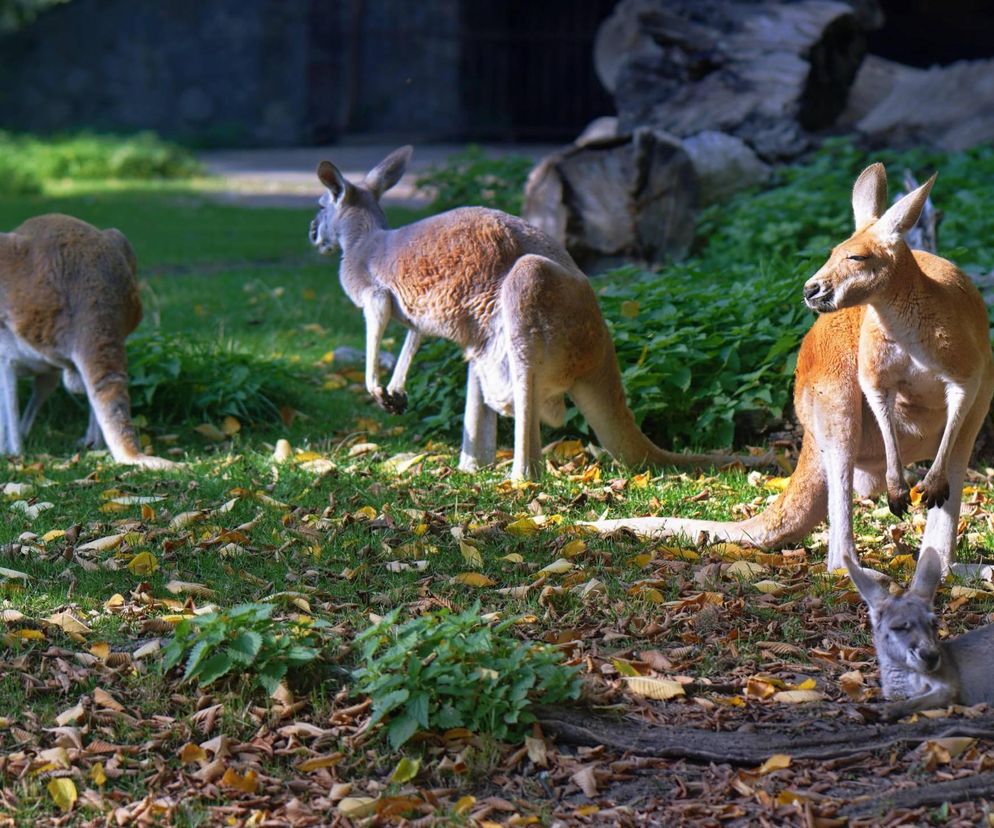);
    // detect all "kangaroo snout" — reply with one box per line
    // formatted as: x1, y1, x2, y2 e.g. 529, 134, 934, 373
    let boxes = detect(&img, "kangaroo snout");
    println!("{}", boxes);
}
916, 646, 941, 672
803, 280, 834, 312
